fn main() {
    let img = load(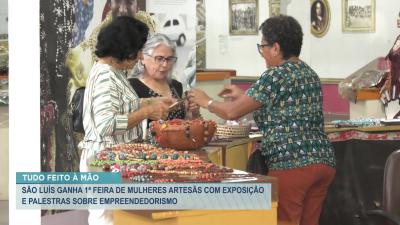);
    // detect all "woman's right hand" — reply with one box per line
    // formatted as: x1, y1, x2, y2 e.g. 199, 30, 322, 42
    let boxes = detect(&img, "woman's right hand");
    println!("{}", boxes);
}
218, 85, 245, 100
144, 97, 174, 120
145, 102, 169, 120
